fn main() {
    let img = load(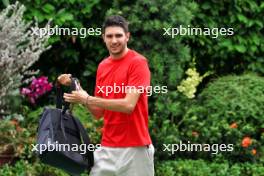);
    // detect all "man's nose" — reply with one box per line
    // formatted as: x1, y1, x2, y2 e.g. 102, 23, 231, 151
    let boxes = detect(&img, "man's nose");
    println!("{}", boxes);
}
111, 36, 117, 43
